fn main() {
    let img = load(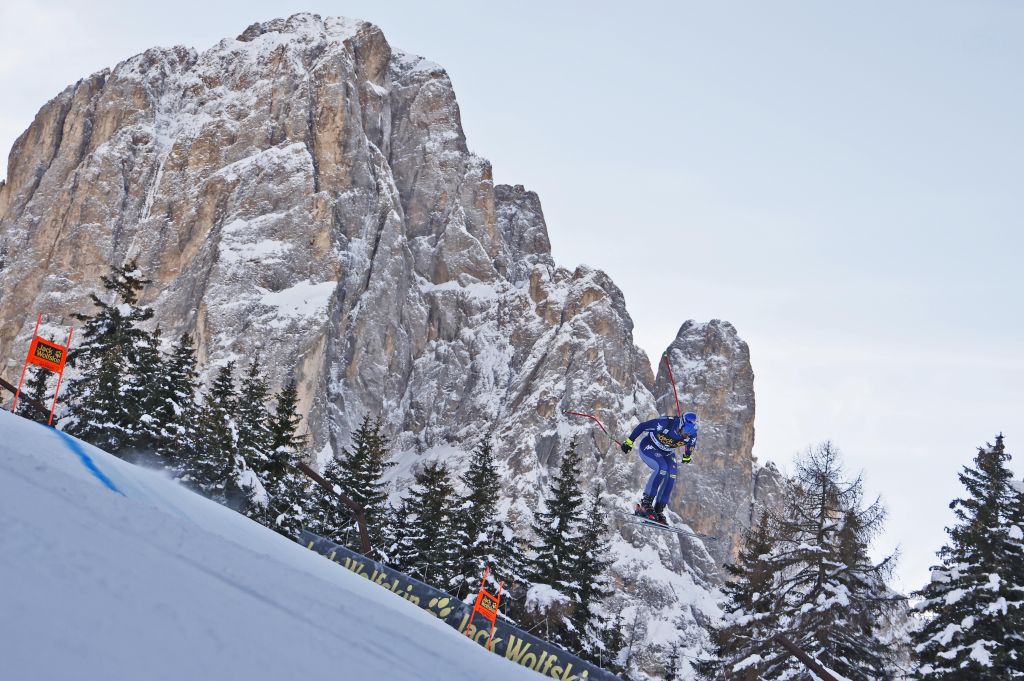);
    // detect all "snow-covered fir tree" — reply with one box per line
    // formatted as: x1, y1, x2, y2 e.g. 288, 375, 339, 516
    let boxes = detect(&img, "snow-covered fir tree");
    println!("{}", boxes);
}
567, 485, 617, 665
64, 260, 157, 455
333, 416, 393, 553
183, 362, 242, 504
391, 460, 460, 588
235, 356, 273, 478
524, 440, 587, 645
305, 455, 351, 544
764, 442, 901, 681
248, 381, 309, 538
529, 440, 585, 586
267, 380, 308, 471
1007, 470, 1024, 673
451, 439, 513, 599
148, 333, 201, 471
21, 365, 53, 425
600, 611, 629, 677
664, 640, 688, 681
700, 510, 783, 680
912, 434, 1024, 679
130, 325, 165, 456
